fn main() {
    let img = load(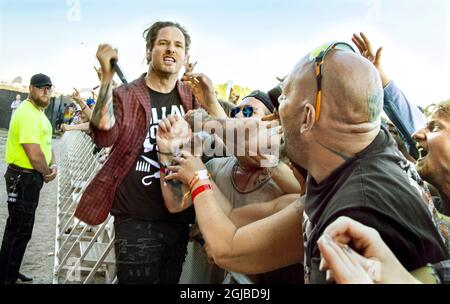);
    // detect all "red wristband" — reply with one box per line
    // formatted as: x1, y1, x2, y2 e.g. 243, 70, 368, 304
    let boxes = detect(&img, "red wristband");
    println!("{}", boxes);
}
191, 184, 212, 201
